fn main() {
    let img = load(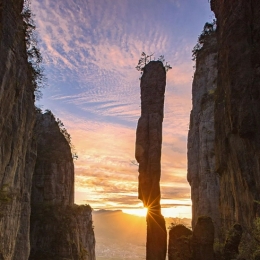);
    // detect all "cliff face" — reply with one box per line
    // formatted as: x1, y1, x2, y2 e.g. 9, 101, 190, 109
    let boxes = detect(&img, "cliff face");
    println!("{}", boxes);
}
0, 0, 36, 259
211, 0, 260, 234
30, 204, 95, 260
135, 61, 167, 260
30, 112, 96, 260
189, 0, 260, 243
187, 34, 220, 236
168, 216, 214, 260
0, 2, 96, 259
32, 113, 74, 206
